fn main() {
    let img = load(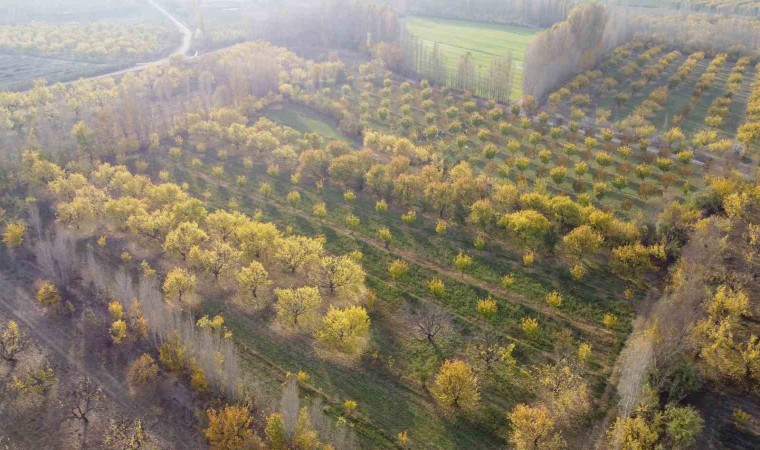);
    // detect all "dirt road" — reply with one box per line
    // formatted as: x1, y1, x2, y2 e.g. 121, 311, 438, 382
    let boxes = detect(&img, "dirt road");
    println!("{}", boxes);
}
64, 0, 194, 85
